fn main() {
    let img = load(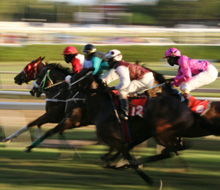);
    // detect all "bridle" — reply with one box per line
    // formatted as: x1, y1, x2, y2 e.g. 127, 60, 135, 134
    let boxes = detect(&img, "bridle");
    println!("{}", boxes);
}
22, 61, 42, 82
